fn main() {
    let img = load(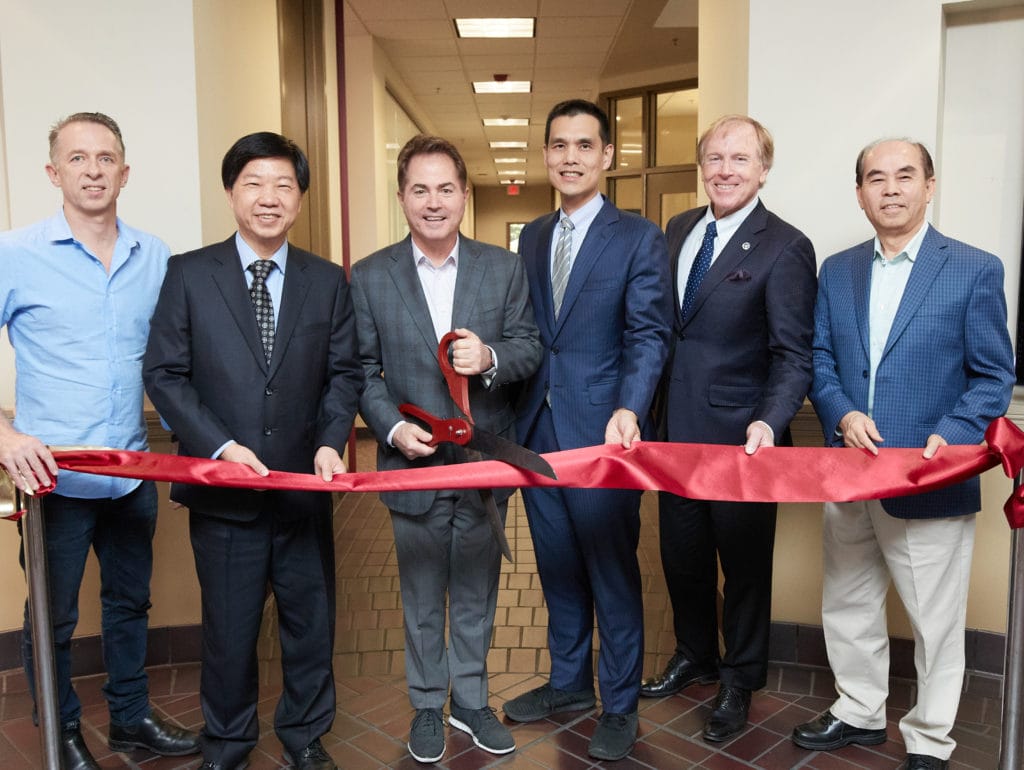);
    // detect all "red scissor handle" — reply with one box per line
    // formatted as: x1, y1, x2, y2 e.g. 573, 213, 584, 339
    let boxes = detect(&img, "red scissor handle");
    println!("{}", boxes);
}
398, 403, 473, 447
437, 331, 475, 424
